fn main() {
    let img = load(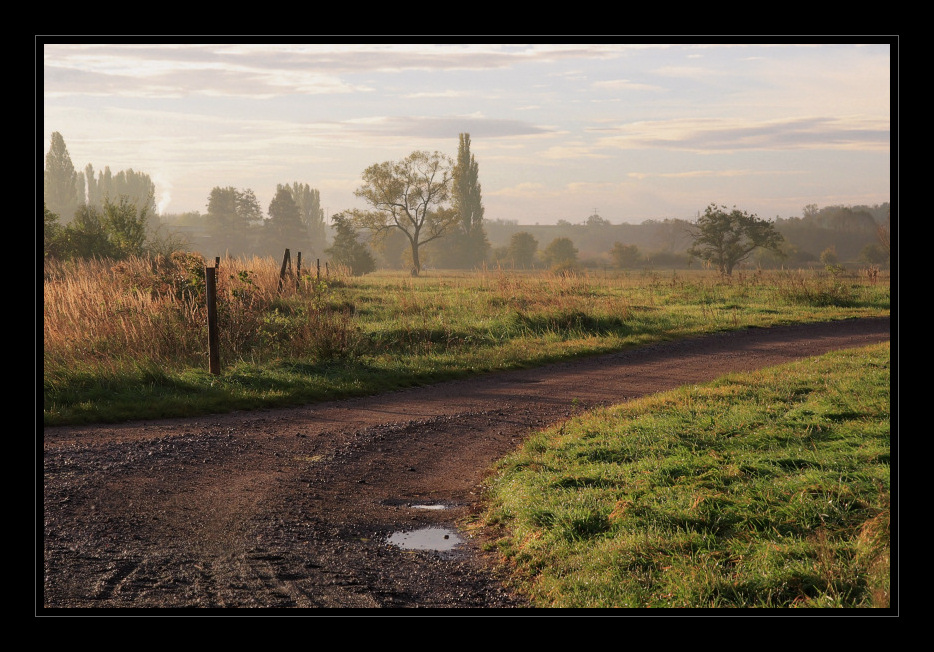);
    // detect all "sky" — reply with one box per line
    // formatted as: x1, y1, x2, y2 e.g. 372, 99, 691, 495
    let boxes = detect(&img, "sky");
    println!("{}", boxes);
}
41, 40, 894, 225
